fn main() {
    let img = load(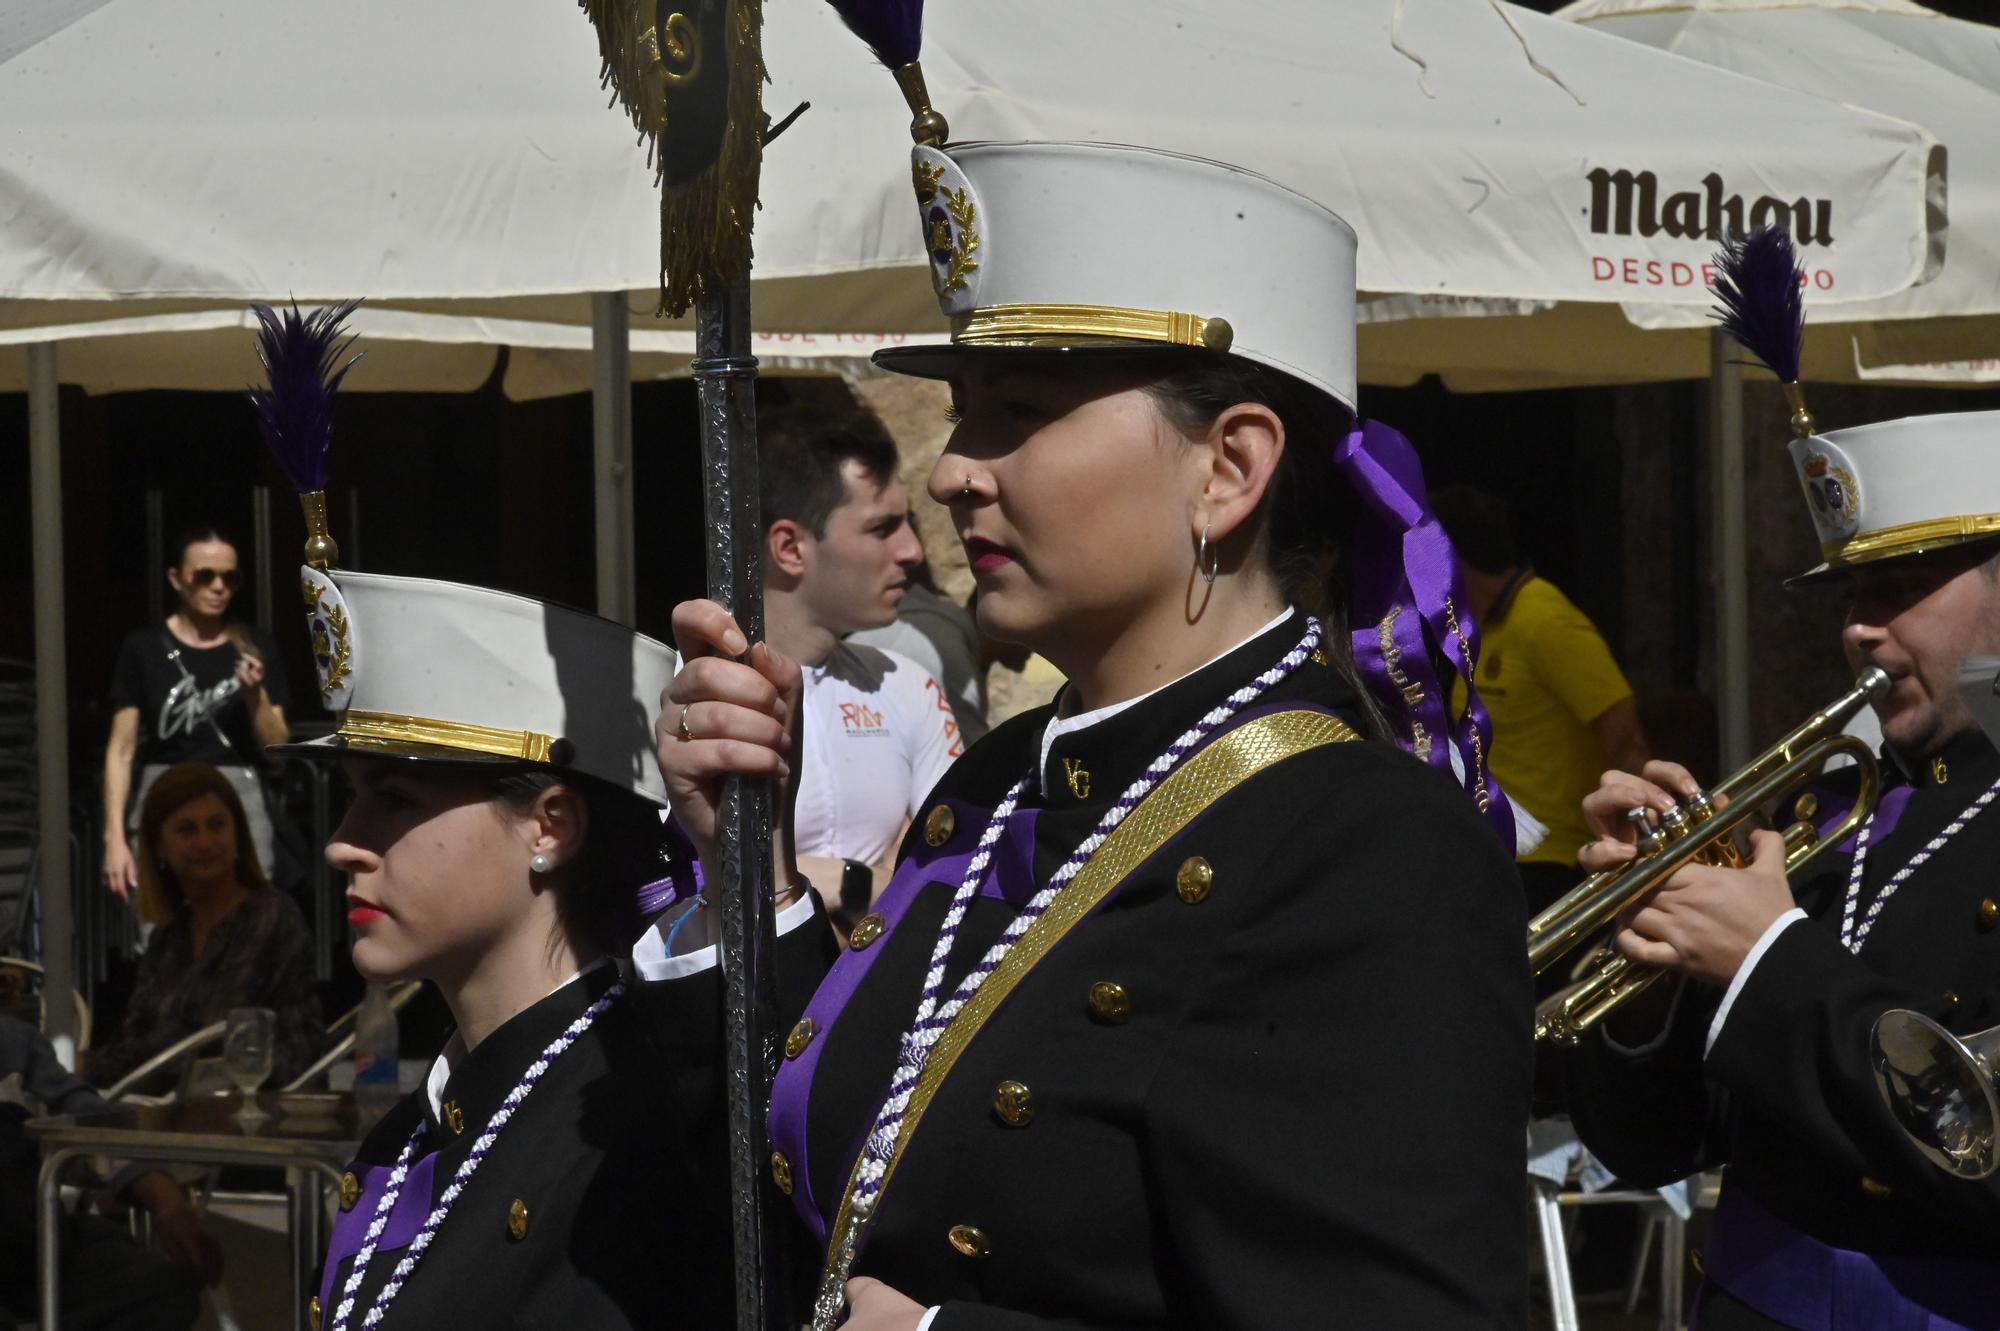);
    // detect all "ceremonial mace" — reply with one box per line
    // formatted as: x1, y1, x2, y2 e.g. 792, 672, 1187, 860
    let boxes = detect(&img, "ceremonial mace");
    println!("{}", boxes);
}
577, 3, 785, 1325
